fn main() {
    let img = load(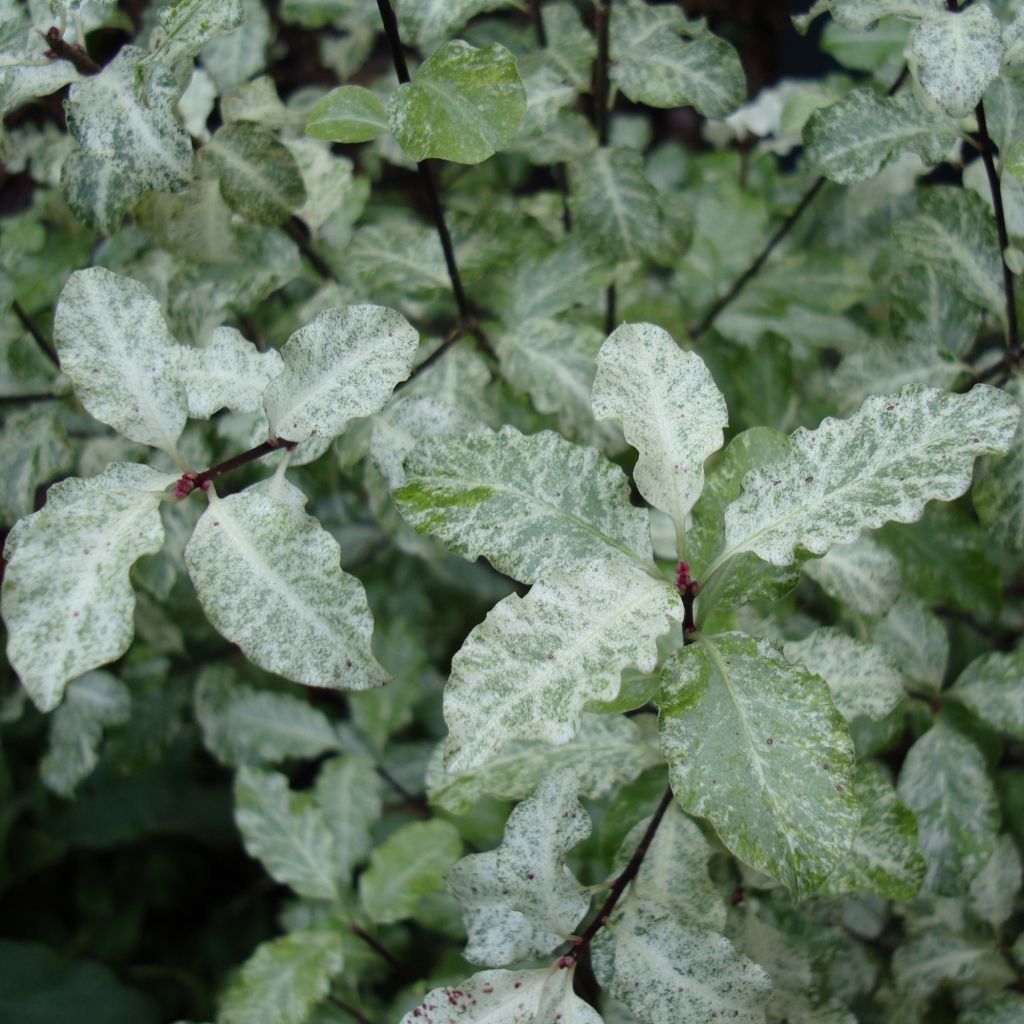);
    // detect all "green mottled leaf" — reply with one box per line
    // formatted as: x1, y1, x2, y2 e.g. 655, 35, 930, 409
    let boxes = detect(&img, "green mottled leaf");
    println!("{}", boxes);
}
804, 89, 958, 184
803, 535, 901, 617
2, 464, 173, 712
234, 765, 339, 900
824, 761, 924, 899
870, 593, 948, 691
348, 221, 449, 295
0, 403, 73, 523
201, 0, 271, 92
447, 771, 590, 965
54, 267, 188, 456
180, 327, 283, 419
388, 41, 526, 164
148, 0, 243, 67
593, 323, 727, 535
591, 902, 771, 1024
897, 718, 1000, 894
60, 149, 143, 236
306, 85, 387, 143
313, 754, 382, 883
959, 994, 1024, 1024
794, 0, 944, 33
395, 426, 653, 584
396, 0, 516, 49
360, 819, 462, 924
443, 558, 681, 772
951, 646, 1024, 740
975, 375, 1024, 549
968, 834, 1022, 928
263, 306, 418, 444
185, 480, 387, 691
659, 632, 859, 897
892, 929, 1014, 1001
